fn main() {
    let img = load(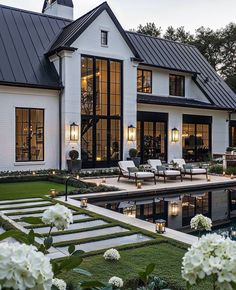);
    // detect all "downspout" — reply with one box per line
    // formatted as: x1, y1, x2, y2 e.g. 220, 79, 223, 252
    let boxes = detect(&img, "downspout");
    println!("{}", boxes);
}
57, 53, 63, 170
